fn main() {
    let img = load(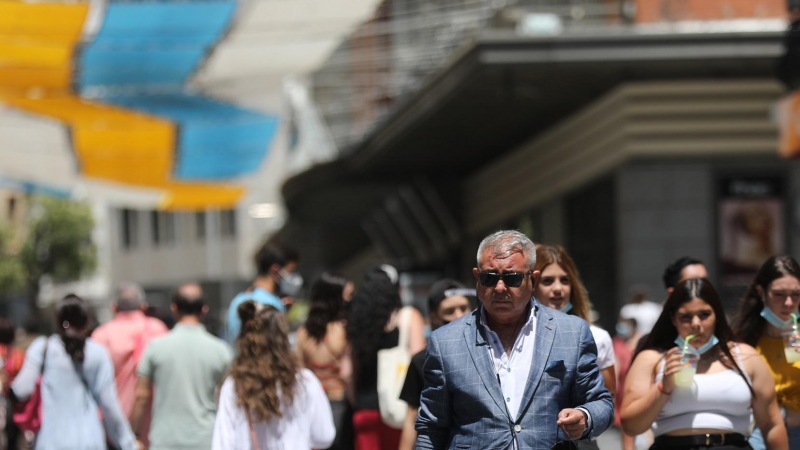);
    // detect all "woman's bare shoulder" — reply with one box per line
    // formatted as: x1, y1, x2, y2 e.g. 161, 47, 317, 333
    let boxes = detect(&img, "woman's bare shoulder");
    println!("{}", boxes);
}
731, 341, 757, 355
631, 349, 664, 367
